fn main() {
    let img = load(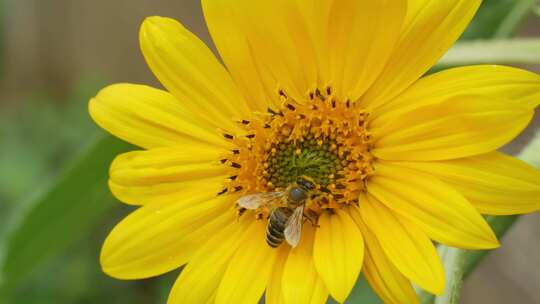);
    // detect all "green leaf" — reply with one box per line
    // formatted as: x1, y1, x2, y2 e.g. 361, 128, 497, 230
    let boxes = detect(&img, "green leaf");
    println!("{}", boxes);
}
461, 0, 518, 40
346, 277, 382, 304
438, 38, 540, 66
493, 0, 538, 38
0, 134, 134, 292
